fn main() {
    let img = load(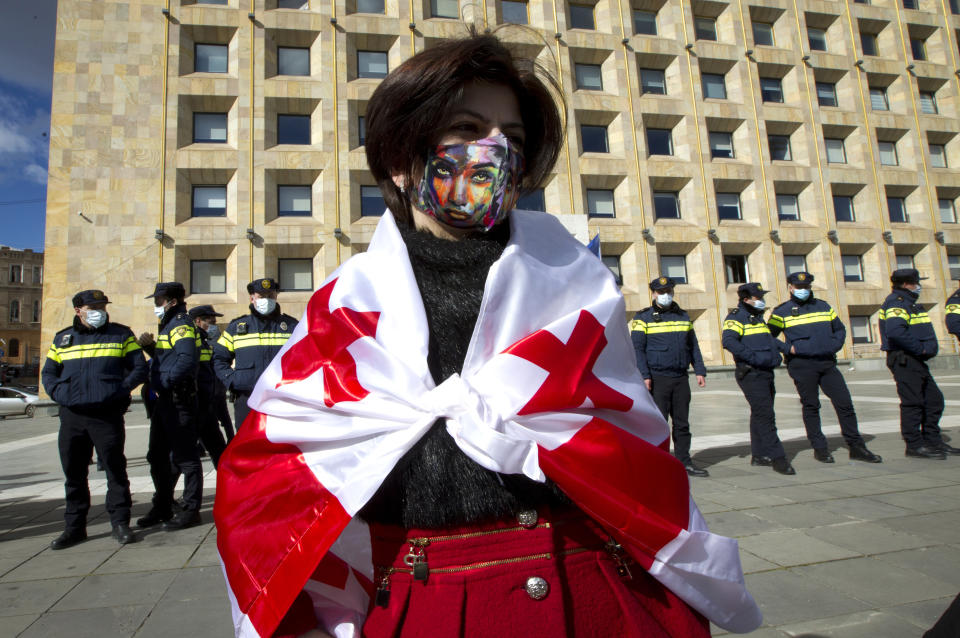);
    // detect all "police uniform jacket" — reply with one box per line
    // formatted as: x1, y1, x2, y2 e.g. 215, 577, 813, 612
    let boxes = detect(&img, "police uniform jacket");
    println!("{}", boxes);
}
151, 302, 200, 390
879, 288, 938, 359
721, 302, 785, 370
197, 331, 216, 400
768, 296, 845, 360
947, 288, 960, 339
630, 304, 707, 378
213, 305, 298, 395
41, 317, 148, 408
